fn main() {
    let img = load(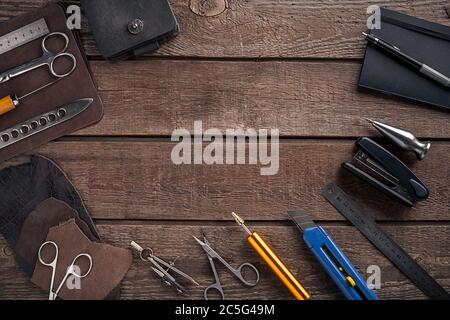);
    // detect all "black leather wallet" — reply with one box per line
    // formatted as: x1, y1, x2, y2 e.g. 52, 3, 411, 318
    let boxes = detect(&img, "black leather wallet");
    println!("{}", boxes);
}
81, 0, 179, 60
